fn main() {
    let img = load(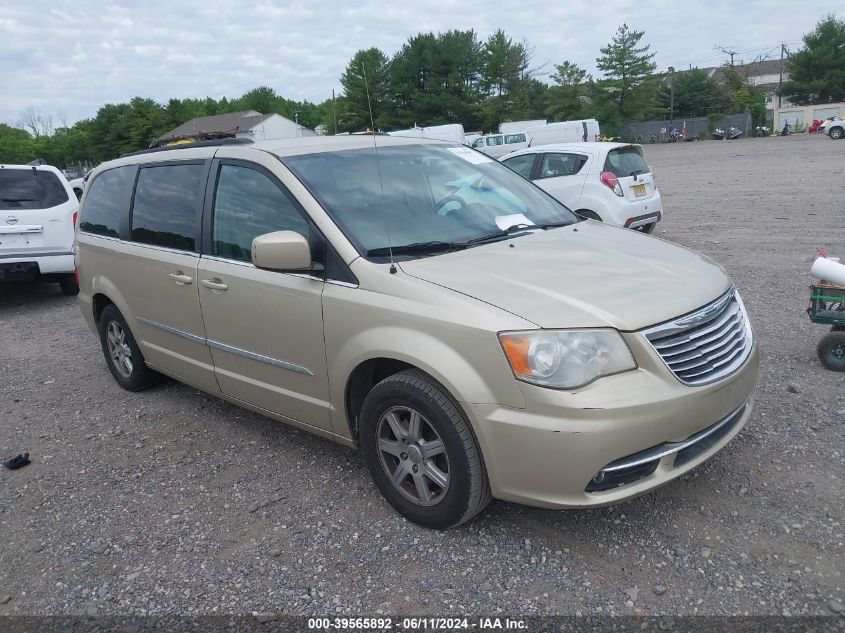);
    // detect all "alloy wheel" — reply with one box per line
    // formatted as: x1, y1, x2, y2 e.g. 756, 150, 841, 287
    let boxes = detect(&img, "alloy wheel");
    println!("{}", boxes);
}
376, 406, 450, 506
106, 320, 133, 378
